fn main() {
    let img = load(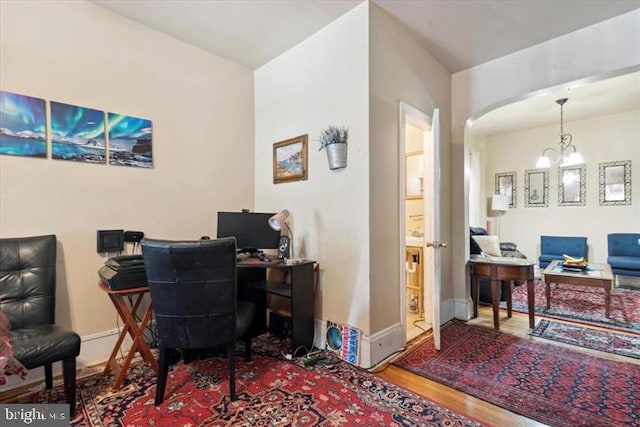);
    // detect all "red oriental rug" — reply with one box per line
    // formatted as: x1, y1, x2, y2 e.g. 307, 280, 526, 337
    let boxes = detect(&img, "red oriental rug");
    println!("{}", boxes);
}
393, 321, 640, 427
532, 319, 640, 359
30, 336, 483, 426
502, 281, 640, 334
